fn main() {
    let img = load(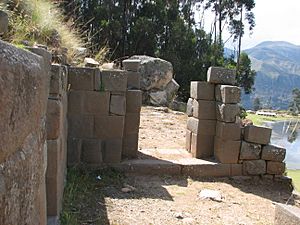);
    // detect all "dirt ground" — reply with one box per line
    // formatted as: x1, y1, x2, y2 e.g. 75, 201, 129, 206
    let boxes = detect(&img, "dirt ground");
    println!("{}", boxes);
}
62, 106, 300, 225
